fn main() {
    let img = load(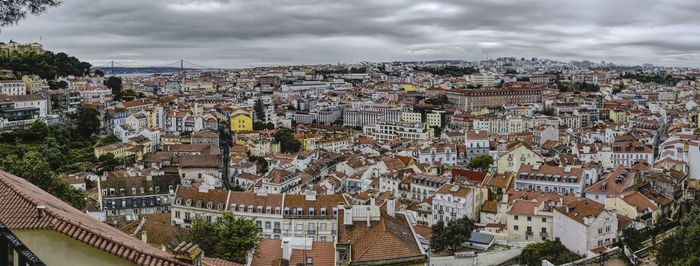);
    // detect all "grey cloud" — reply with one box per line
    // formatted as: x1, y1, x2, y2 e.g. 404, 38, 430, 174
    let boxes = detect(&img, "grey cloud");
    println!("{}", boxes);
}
1, 0, 698, 67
